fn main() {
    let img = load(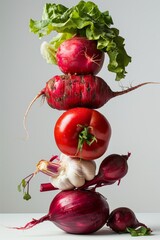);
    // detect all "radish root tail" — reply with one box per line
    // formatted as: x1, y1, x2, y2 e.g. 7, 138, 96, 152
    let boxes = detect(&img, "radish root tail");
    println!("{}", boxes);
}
113, 81, 160, 98
23, 90, 44, 140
